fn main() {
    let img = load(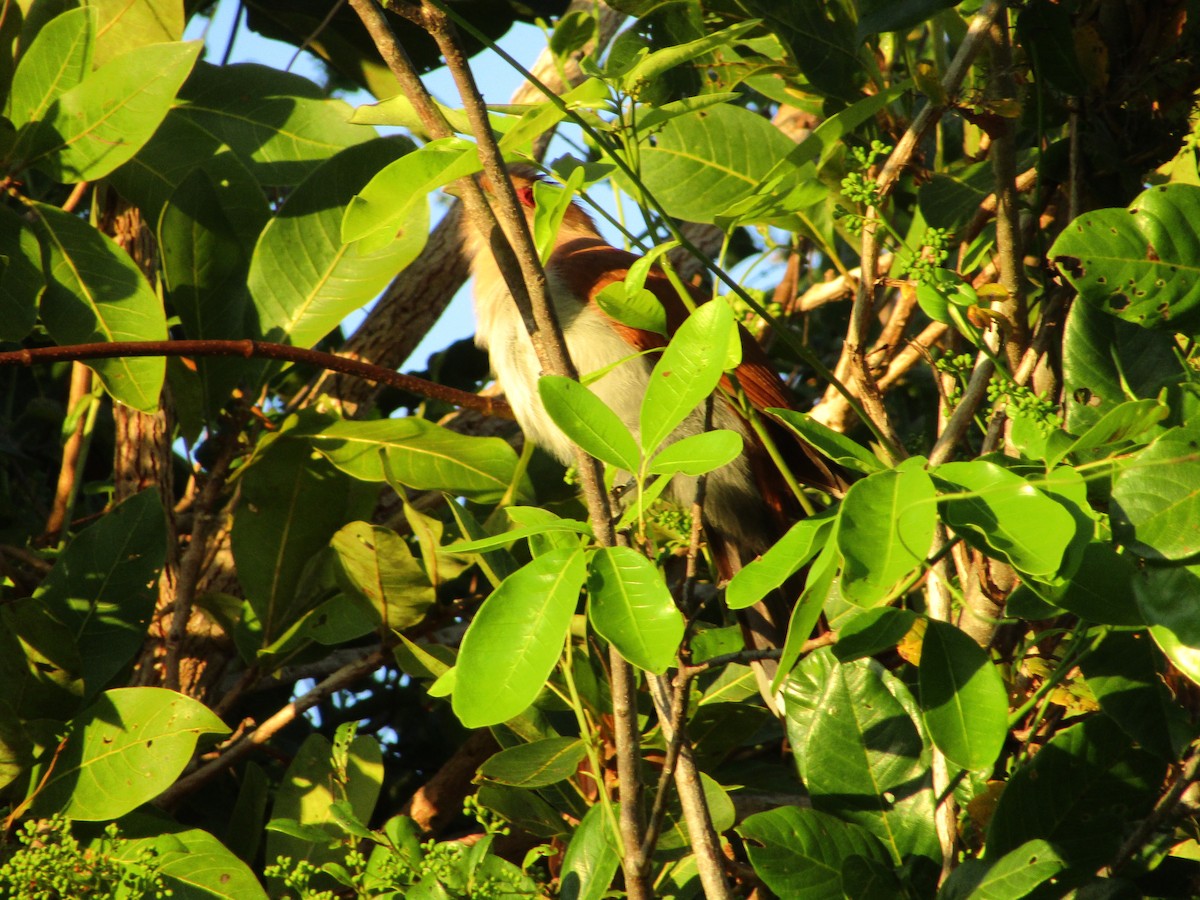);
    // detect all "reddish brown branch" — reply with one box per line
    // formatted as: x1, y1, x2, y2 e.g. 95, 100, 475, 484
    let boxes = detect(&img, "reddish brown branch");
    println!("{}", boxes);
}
0, 340, 512, 419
